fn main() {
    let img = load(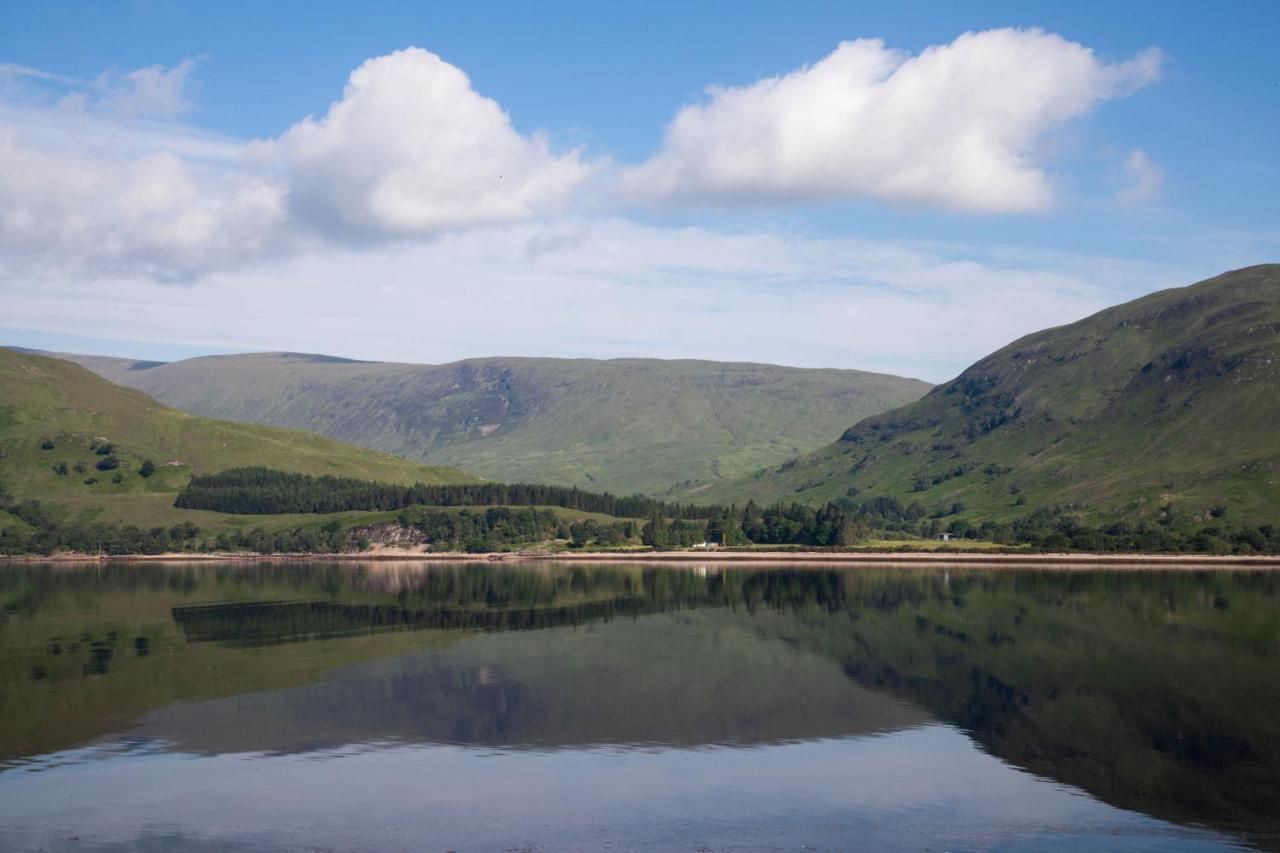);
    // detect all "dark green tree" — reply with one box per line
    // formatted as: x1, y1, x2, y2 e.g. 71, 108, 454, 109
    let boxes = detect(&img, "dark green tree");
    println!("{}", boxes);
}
641, 512, 671, 548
